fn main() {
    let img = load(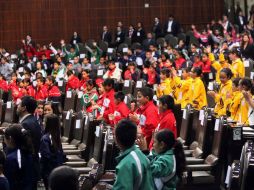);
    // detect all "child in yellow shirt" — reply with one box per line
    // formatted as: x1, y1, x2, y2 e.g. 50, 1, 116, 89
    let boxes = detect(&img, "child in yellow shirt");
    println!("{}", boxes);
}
207, 68, 233, 116
188, 67, 207, 110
